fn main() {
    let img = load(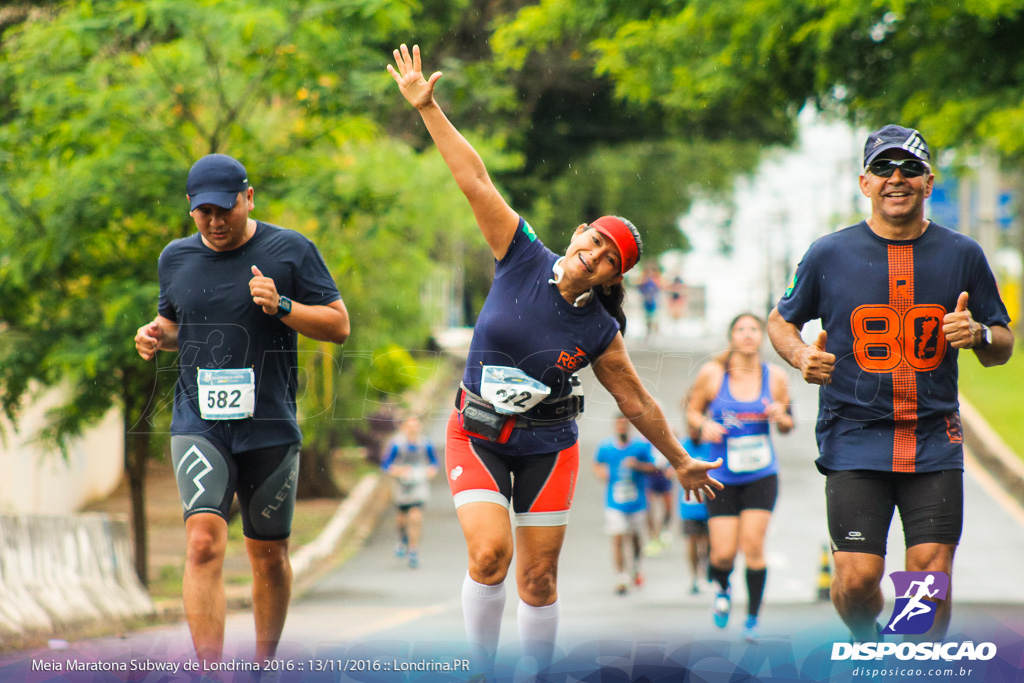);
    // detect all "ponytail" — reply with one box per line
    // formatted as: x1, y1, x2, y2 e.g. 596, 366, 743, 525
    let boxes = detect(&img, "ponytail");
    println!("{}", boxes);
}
597, 282, 628, 335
